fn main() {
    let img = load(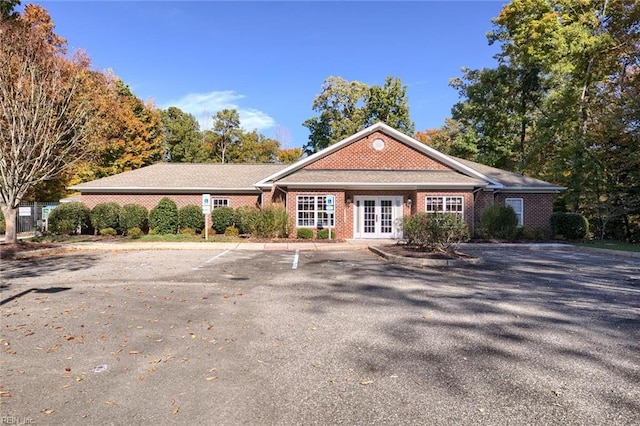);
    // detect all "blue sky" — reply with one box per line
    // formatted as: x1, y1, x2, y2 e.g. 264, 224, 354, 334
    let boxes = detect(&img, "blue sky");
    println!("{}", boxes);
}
33, 1, 507, 148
